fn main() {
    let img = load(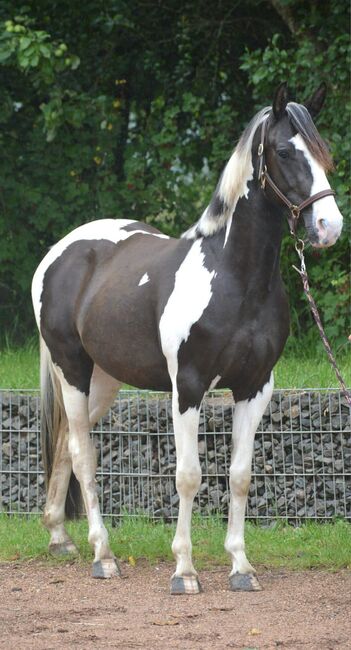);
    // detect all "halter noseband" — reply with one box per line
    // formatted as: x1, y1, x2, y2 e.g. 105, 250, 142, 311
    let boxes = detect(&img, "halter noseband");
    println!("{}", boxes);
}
257, 115, 335, 235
